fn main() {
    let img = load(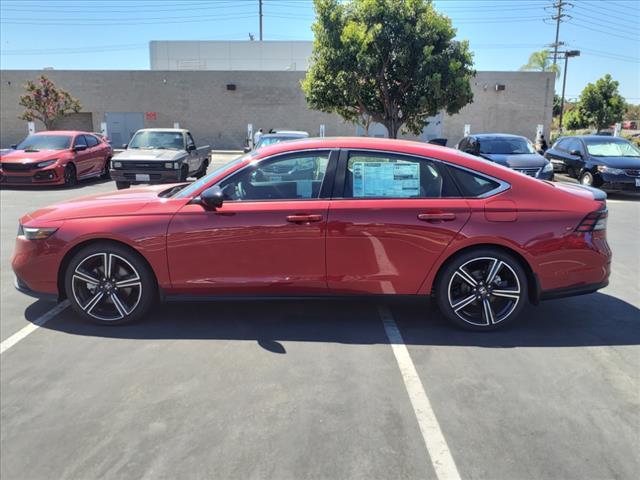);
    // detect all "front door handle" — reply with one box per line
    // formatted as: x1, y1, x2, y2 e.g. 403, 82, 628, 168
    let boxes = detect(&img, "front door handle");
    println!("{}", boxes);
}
286, 214, 323, 224
418, 212, 456, 222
